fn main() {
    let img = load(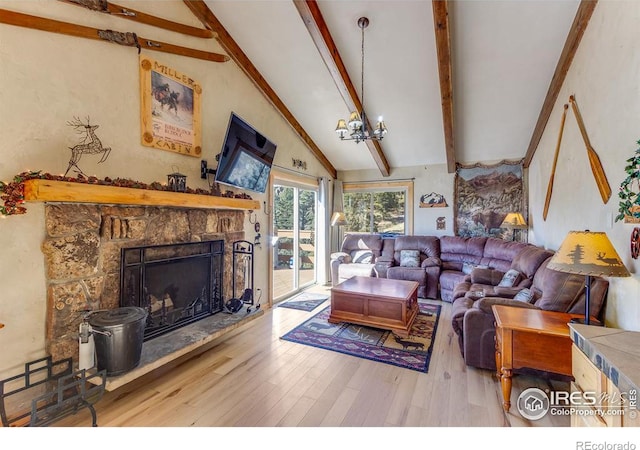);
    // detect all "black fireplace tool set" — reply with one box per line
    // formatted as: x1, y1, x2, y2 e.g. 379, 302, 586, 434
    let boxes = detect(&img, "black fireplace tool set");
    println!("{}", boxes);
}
225, 240, 260, 314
